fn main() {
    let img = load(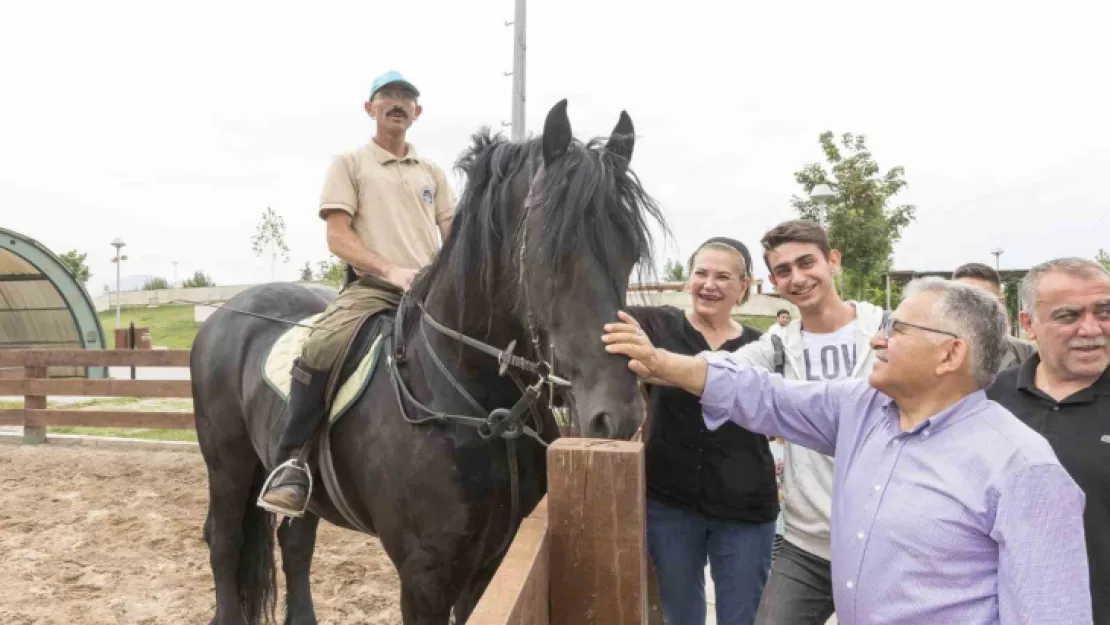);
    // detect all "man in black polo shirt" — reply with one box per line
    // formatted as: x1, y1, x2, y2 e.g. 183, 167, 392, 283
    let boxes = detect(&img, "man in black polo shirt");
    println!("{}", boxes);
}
987, 256, 1110, 623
